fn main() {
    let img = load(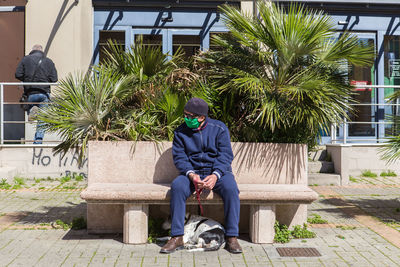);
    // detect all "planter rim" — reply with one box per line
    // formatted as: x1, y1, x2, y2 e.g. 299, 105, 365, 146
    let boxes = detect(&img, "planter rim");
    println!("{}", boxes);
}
87, 140, 307, 146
